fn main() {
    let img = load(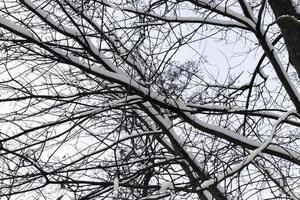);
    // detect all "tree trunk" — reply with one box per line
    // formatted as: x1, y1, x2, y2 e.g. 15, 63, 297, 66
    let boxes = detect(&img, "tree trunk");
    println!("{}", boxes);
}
269, 0, 300, 77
